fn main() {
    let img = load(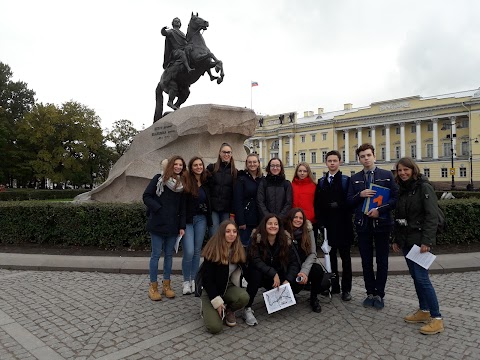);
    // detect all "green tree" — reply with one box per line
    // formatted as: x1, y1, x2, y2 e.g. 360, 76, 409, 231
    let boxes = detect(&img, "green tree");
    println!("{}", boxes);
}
0, 62, 36, 186
106, 119, 139, 159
